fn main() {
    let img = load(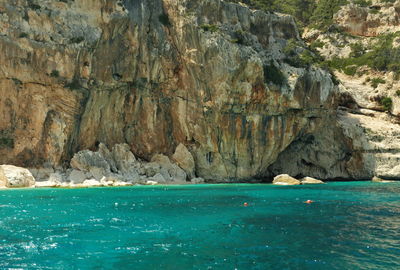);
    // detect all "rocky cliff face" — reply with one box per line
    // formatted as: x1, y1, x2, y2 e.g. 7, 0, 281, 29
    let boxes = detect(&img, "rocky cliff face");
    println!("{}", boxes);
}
334, 1, 400, 37
285, 0, 400, 181
0, 0, 339, 181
